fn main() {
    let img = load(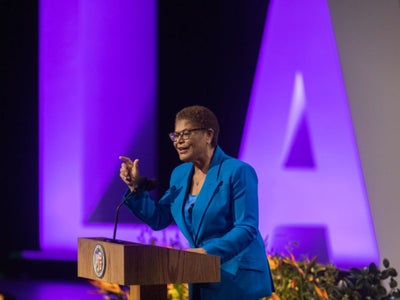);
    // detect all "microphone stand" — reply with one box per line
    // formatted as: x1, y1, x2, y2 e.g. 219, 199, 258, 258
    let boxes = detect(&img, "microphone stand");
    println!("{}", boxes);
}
112, 177, 158, 241
112, 200, 125, 241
